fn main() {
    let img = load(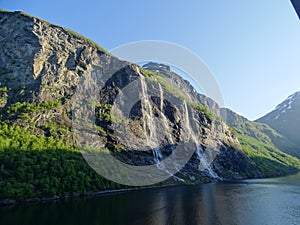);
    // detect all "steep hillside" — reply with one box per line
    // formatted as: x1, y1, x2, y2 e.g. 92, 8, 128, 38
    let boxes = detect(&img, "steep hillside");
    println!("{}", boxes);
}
144, 62, 300, 176
257, 92, 300, 158
232, 123, 299, 176
0, 10, 299, 203
221, 108, 299, 174
142, 62, 221, 116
